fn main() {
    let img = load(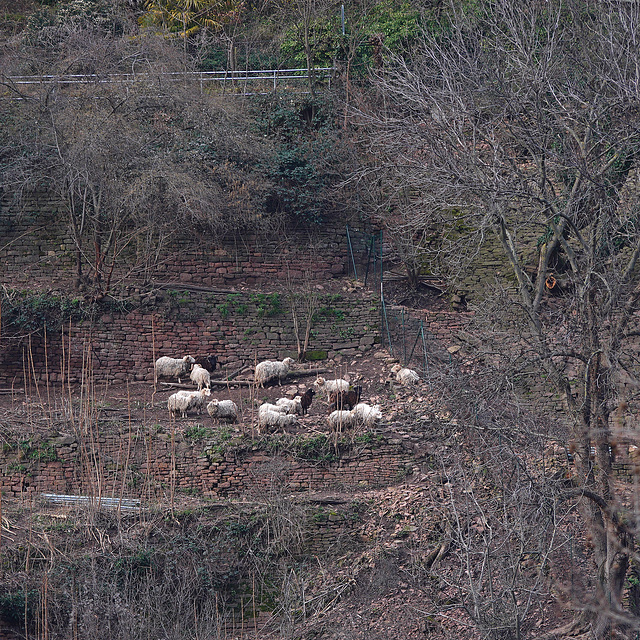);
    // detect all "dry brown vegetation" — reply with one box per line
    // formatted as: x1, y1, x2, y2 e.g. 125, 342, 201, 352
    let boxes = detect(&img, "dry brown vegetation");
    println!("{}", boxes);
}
0, 320, 619, 640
